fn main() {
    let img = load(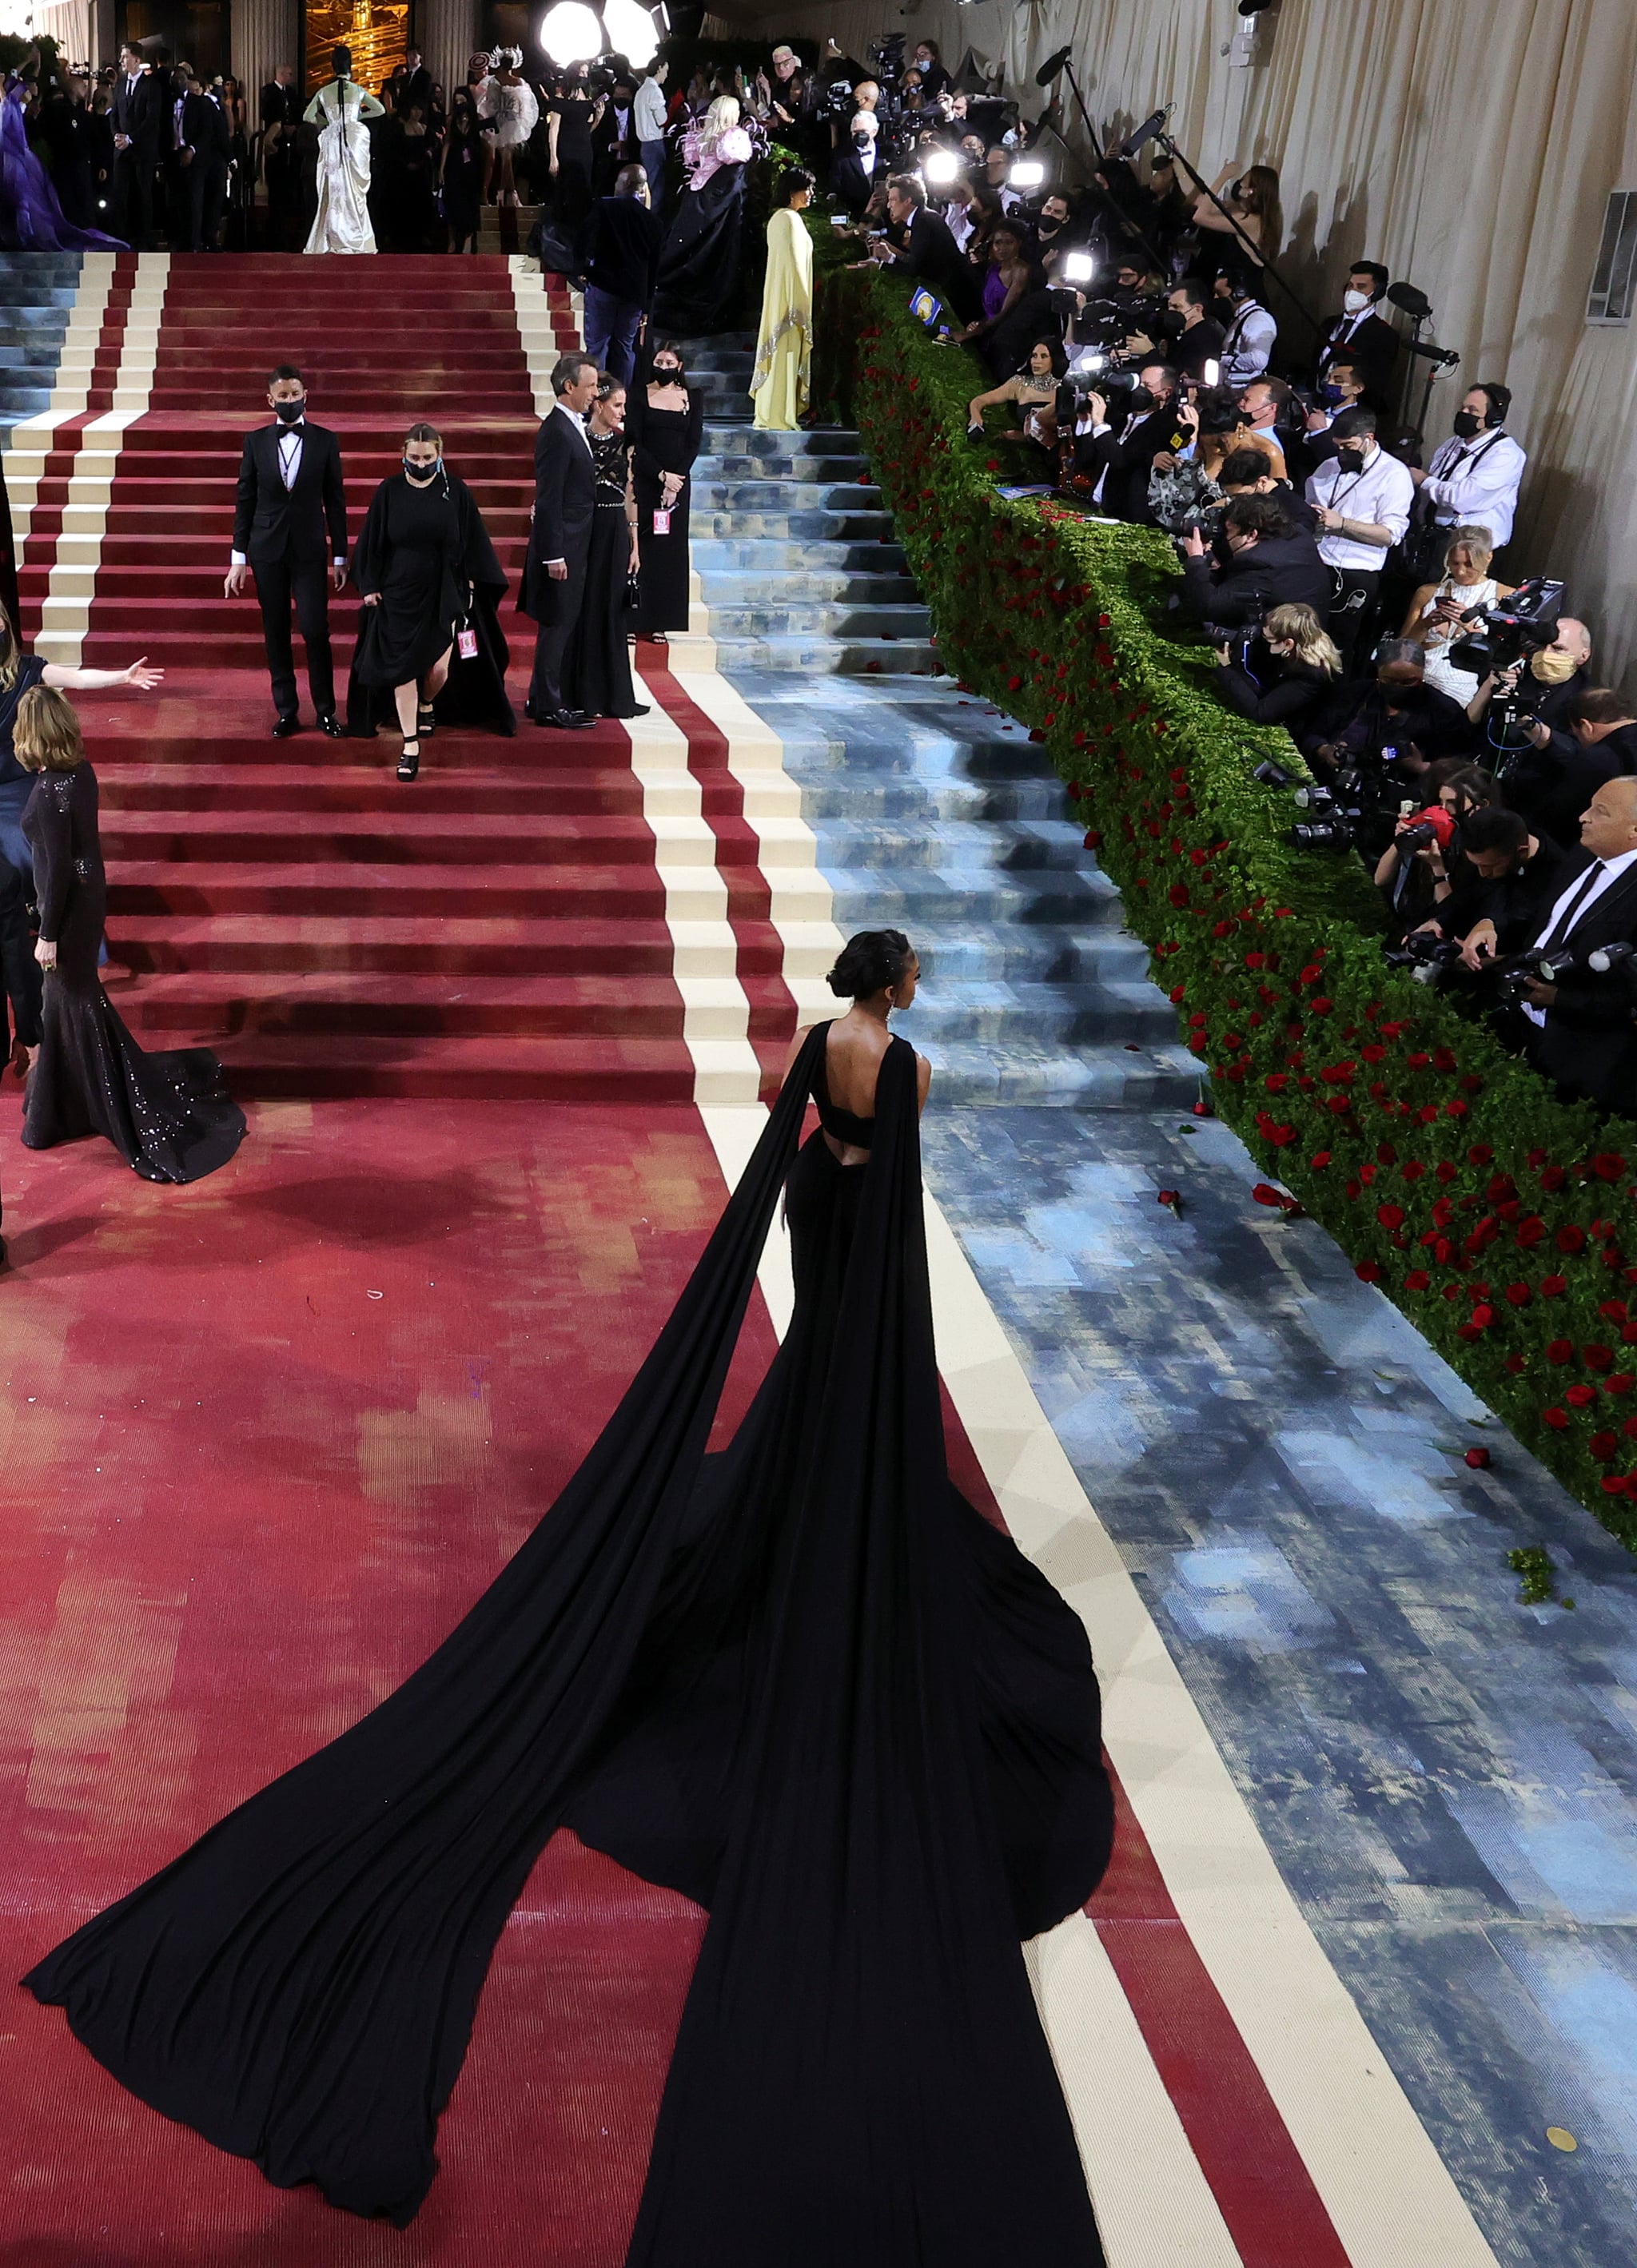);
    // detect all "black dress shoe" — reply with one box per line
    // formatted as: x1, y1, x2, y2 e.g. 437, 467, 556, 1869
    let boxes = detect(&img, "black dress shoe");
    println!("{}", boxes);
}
318, 714, 344, 738
533, 706, 593, 729
272, 715, 301, 738
626, 703, 651, 717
